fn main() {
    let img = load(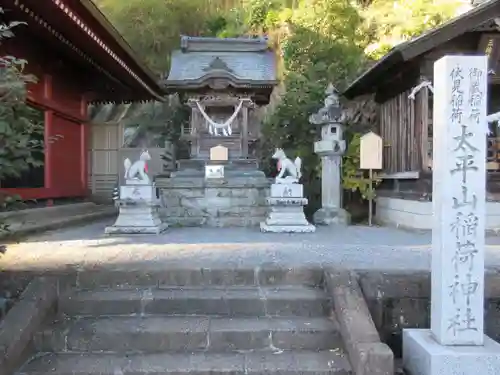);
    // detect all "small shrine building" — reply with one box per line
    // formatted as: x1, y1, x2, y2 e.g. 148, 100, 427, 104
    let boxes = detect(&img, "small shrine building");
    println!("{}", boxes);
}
0, 0, 164, 201
158, 36, 278, 227
164, 36, 277, 164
